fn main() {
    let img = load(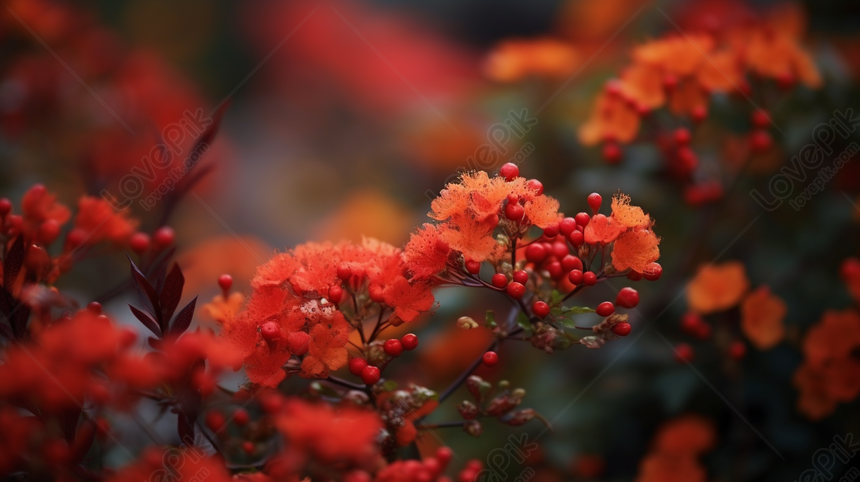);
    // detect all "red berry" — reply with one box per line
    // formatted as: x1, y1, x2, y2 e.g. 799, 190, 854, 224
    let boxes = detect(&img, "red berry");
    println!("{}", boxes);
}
643, 262, 662, 281
728, 341, 746, 360
260, 322, 281, 341
551, 241, 569, 258
232, 408, 250, 426
205, 410, 225, 432
776, 72, 794, 90
568, 269, 583, 285
465, 259, 481, 274
605, 79, 622, 96
86, 301, 102, 314
561, 255, 582, 271
242, 441, 255, 455
677, 146, 698, 171
695, 321, 712, 340
337, 263, 352, 281
751, 109, 770, 128
663, 74, 678, 91
66, 228, 85, 247
674, 343, 695, 363
568, 230, 584, 246
512, 270, 528, 284
627, 270, 643, 281
506, 282, 526, 299
527, 179, 544, 195
436, 447, 453, 468
533, 301, 550, 318
218, 274, 233, 292
401, 333, 419, 350
543, 224, 559, 238
680, 312, 702, 334
611, 322, 631, 336
602, 143, 622, 164
328, 285, 343, 303
525, 244, 547, 263
750, 129, 772, 153
37, 220, 60, 245
491, 273, 508, 288
504, 203, 525, 221
130, 232, 150, 254
499, 163, 519, 181
559, 217, 578, 236
507, 193, 519, 204
482, 351, 499, 367
547, 261, 564, 279
361, 365, 380, 385
674, 127, 691, 145
349, 357, 368, 376
384, 339, 403, 357
596, 302, 615, 317
587, 193, 602, 214
615, 287, 639, 308
574, 212, 590, 227
152, 226, 175, 249
582, 271, 597, 286
0, 198, 11, 217
691, 105, 707, 124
